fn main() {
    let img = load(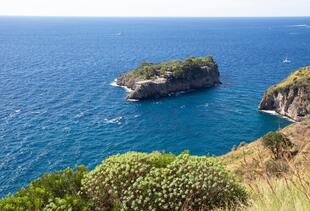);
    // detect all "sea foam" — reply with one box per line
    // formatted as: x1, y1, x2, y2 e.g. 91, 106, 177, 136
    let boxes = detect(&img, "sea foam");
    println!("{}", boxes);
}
110, 79, 133, 92
260, 110, 296, 122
